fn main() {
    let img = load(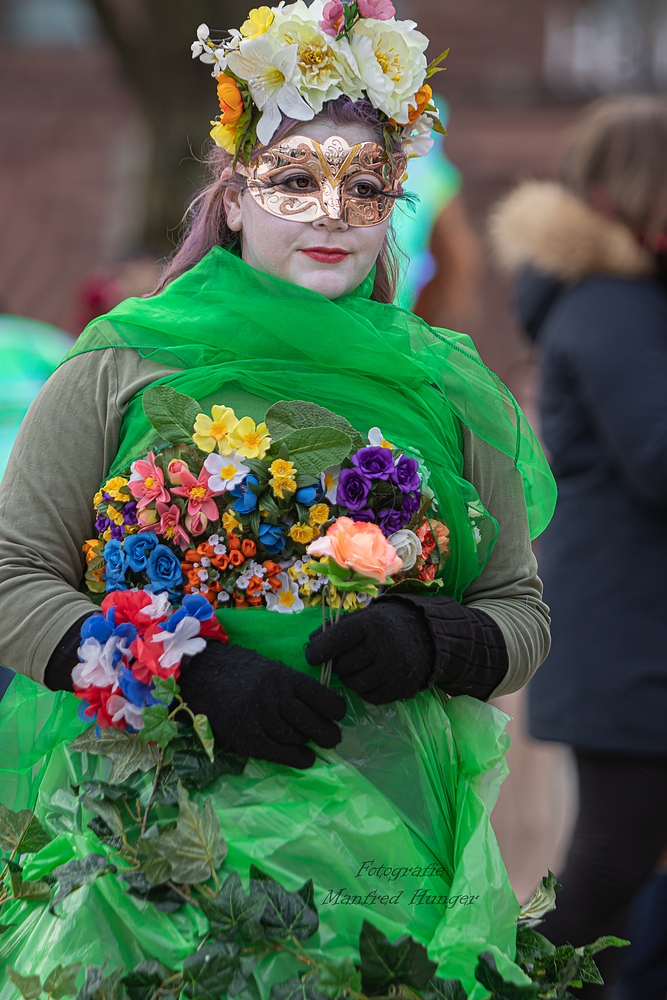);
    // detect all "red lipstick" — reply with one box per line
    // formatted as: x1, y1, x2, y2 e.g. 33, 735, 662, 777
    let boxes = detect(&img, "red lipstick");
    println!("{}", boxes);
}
300, 247, 350, 263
